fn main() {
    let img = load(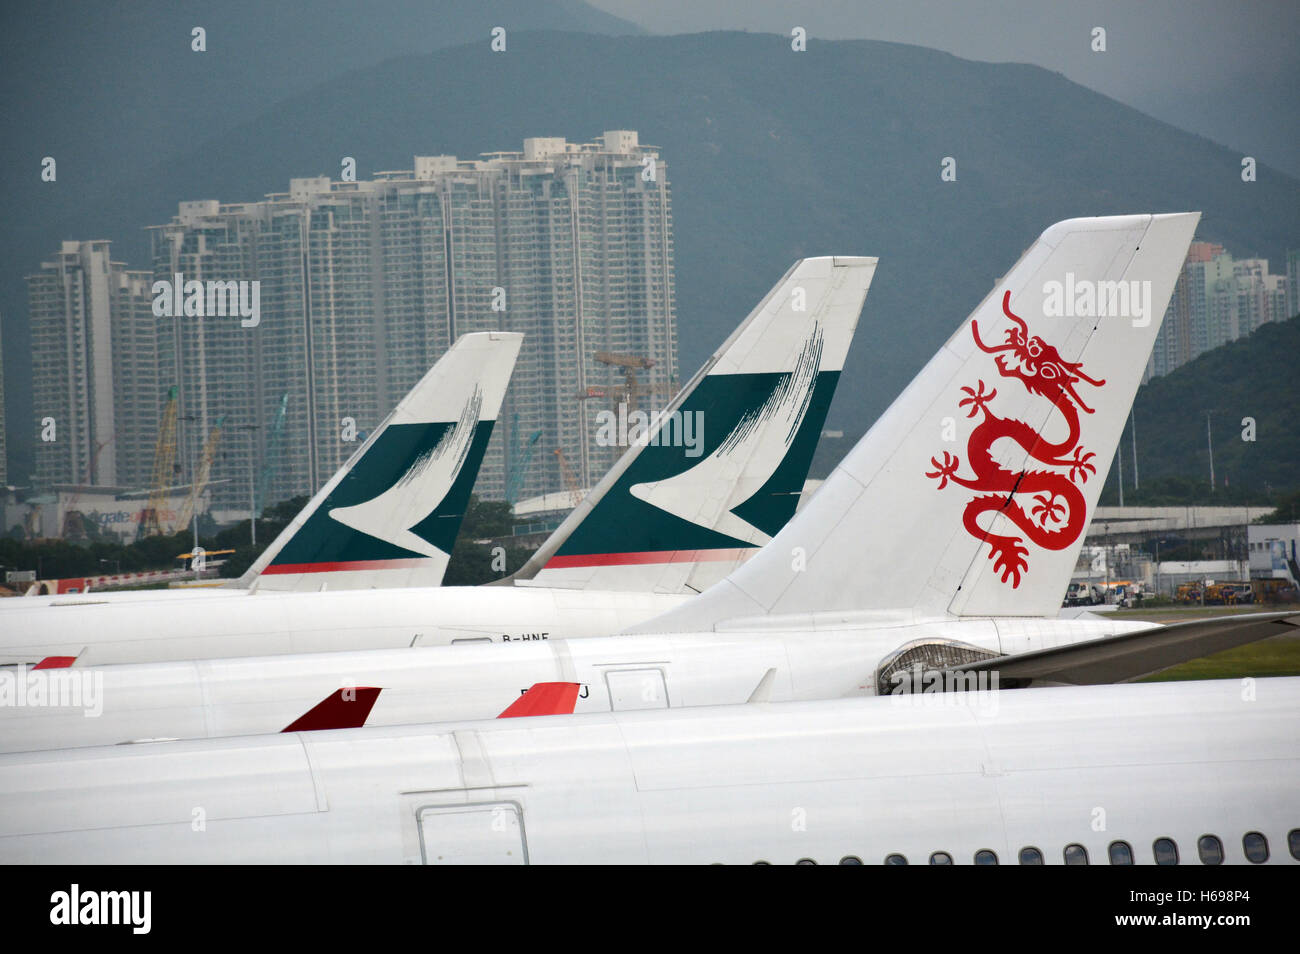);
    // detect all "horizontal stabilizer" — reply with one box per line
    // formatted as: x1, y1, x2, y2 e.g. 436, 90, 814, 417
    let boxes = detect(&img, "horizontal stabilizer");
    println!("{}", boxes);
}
282, 687, 383, 732
945, 612, 1300, 686
498, 682, 582, 718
